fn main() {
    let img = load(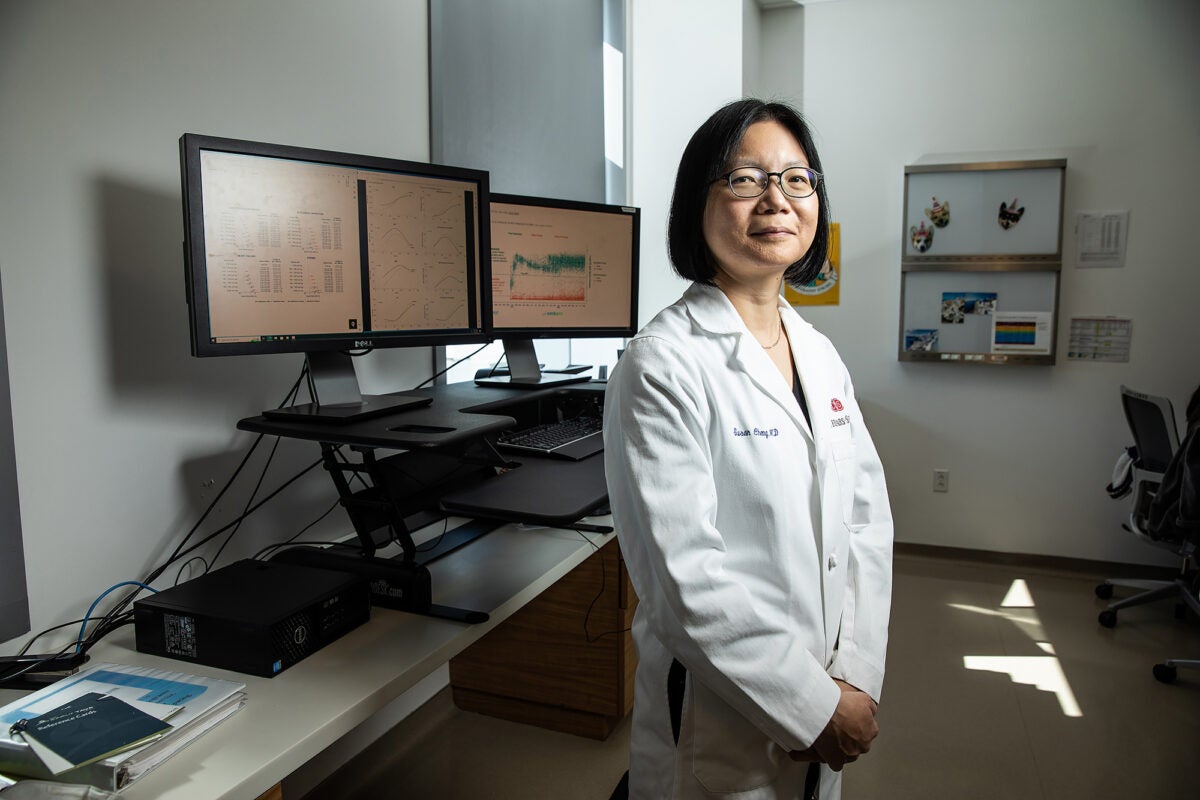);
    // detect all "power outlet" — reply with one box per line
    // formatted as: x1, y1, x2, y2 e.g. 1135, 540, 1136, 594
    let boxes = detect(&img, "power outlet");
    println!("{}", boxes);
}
933, 469, 950, 493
